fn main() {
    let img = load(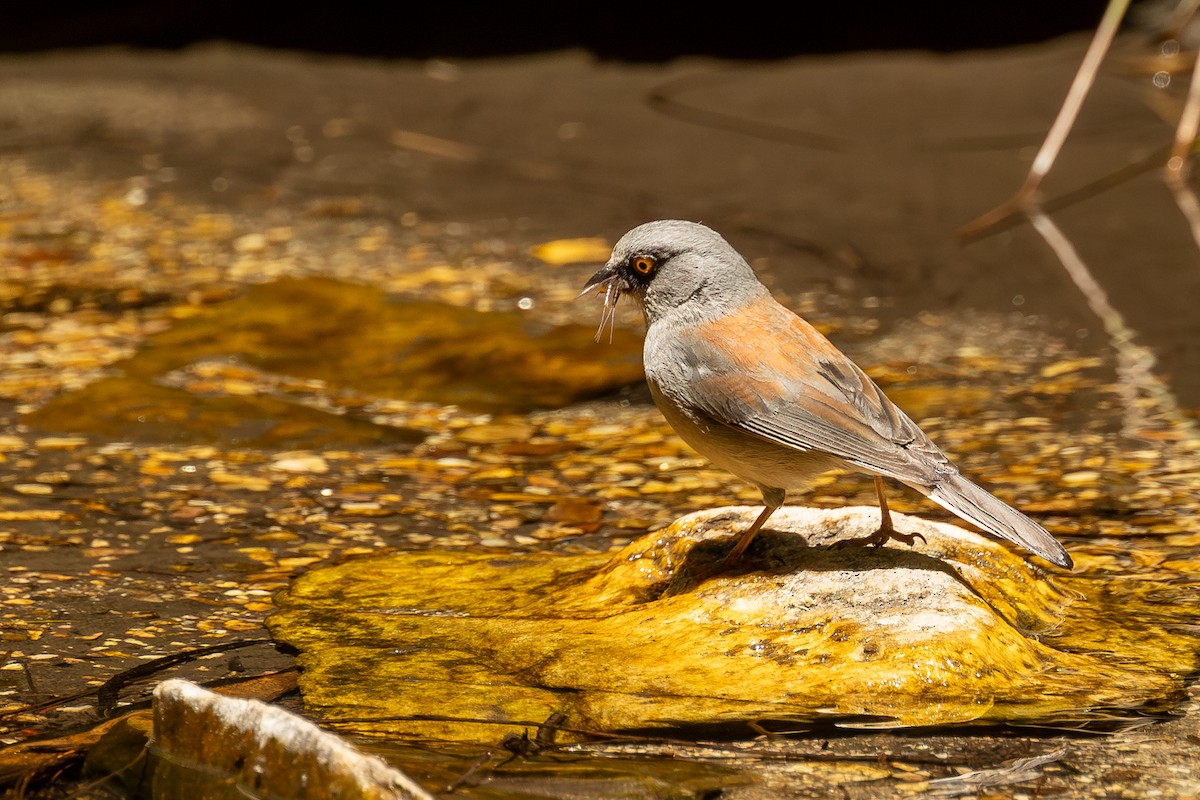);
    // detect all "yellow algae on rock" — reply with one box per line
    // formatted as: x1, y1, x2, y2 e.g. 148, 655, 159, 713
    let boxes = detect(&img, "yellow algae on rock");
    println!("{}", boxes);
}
270, 507, 1200, 741
22, 277, 644, 446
